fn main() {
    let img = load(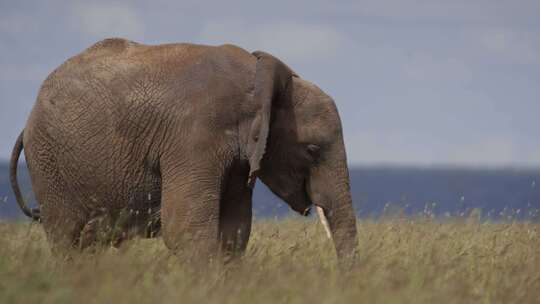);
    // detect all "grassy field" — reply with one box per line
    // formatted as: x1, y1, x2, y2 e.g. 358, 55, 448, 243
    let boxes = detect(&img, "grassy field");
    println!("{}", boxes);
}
0, 217, 539, 304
